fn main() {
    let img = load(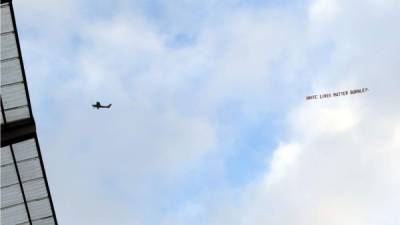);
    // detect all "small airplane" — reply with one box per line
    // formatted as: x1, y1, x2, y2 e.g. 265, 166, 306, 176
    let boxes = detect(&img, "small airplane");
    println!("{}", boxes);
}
92, 101, 112, 109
